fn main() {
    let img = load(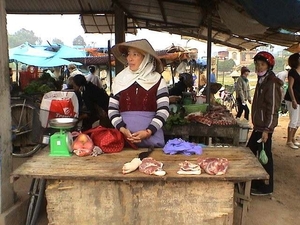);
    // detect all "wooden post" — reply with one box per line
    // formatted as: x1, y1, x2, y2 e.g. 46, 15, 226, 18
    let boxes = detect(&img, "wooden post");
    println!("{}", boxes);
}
0, 0, 15, 214
114, 5, 125, 74
206, 13, 212, 106
107, 40, 113, 93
